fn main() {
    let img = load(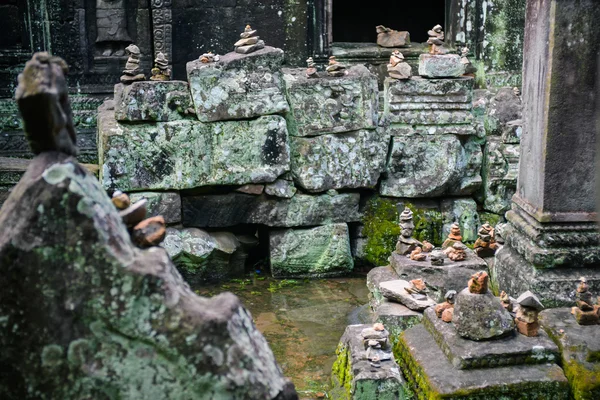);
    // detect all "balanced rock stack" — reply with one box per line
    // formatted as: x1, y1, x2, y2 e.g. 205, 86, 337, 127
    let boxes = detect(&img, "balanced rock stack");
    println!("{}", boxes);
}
426, 24, 448, 55
234, 25, 265, 54
199, 51, 219, 63
306, 57, 318, 78
460, 47, 478, 76
120, 44, 145, 84
112, 190, 167, 248
326, 56, 347, 77
387, 50, 411, 80
150, 52, 171, 81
